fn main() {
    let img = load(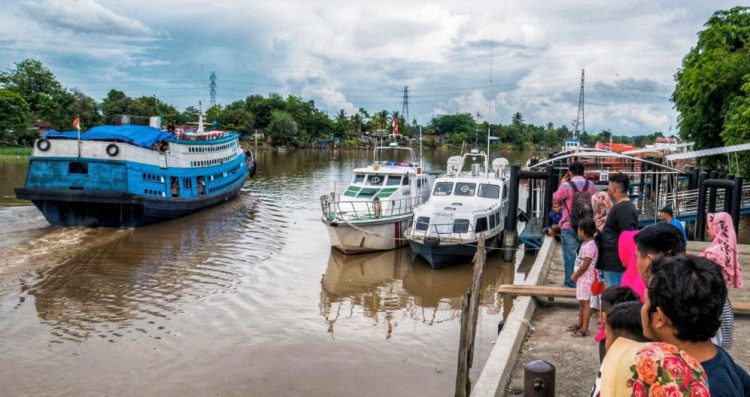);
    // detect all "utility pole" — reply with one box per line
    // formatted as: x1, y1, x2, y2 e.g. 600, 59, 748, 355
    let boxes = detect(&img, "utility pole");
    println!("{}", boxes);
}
573, 69, 585, 139
401, 86, 409, 124
209, 71, 217, 107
